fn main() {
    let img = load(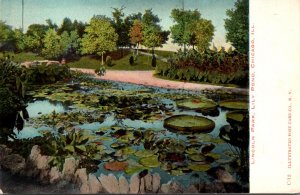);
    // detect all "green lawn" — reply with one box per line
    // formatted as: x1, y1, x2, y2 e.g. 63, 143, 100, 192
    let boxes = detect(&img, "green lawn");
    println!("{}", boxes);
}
140, 49, 175, 58
0, 52, 44, 63
68, 53, 169, 71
